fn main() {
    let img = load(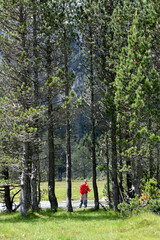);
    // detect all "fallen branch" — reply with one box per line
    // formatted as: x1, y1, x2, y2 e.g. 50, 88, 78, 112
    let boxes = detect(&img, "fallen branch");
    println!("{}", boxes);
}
11, 189, 21, 203
99, 201, 108, 211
